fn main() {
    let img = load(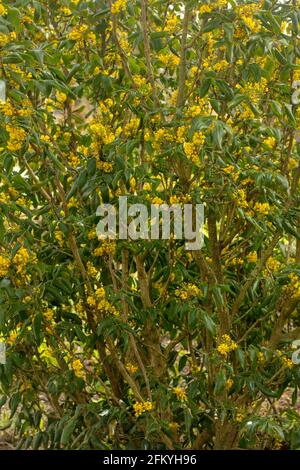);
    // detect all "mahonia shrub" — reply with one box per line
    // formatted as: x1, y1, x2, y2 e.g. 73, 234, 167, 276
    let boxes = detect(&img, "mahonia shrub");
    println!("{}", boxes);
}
1, 0, 300, 450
